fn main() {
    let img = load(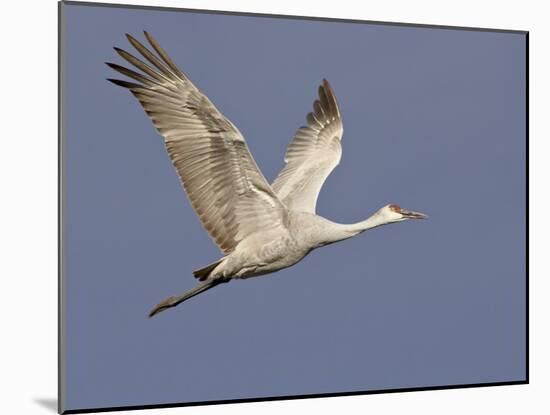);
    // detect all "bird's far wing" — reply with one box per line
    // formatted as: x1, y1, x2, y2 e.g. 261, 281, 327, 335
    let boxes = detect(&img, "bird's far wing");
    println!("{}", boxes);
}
107, 32, 287, 254
271, 79, 344, 214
